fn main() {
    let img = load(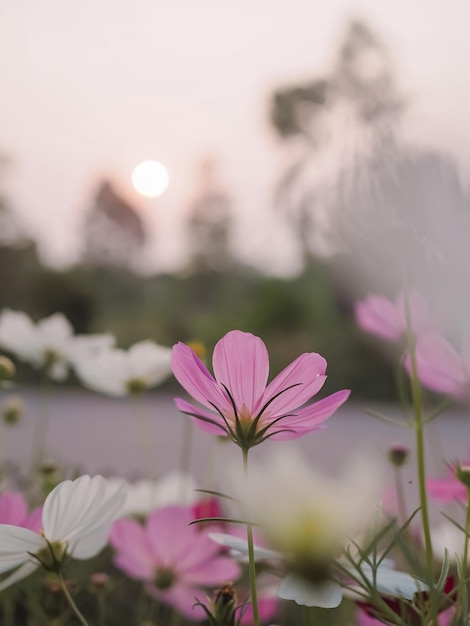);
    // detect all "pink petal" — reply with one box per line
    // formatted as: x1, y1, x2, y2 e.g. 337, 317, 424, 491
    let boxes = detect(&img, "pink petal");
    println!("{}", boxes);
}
410, 334, 467, 398
146, 506, 199, 567
24, 507, 43, 532
171, 343, 228, 411
183, 554, 240, 586
355, 295, 403, 341
266, 390, 350, 441
0, 493, 28, 526
261, 353, 327, 416
427, 478, 467, 503
212, 331, 269, 413
110, 518, 154, 579
175, 398, 228, 435
151, 583, 207, 620
239, 596, 279, 625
